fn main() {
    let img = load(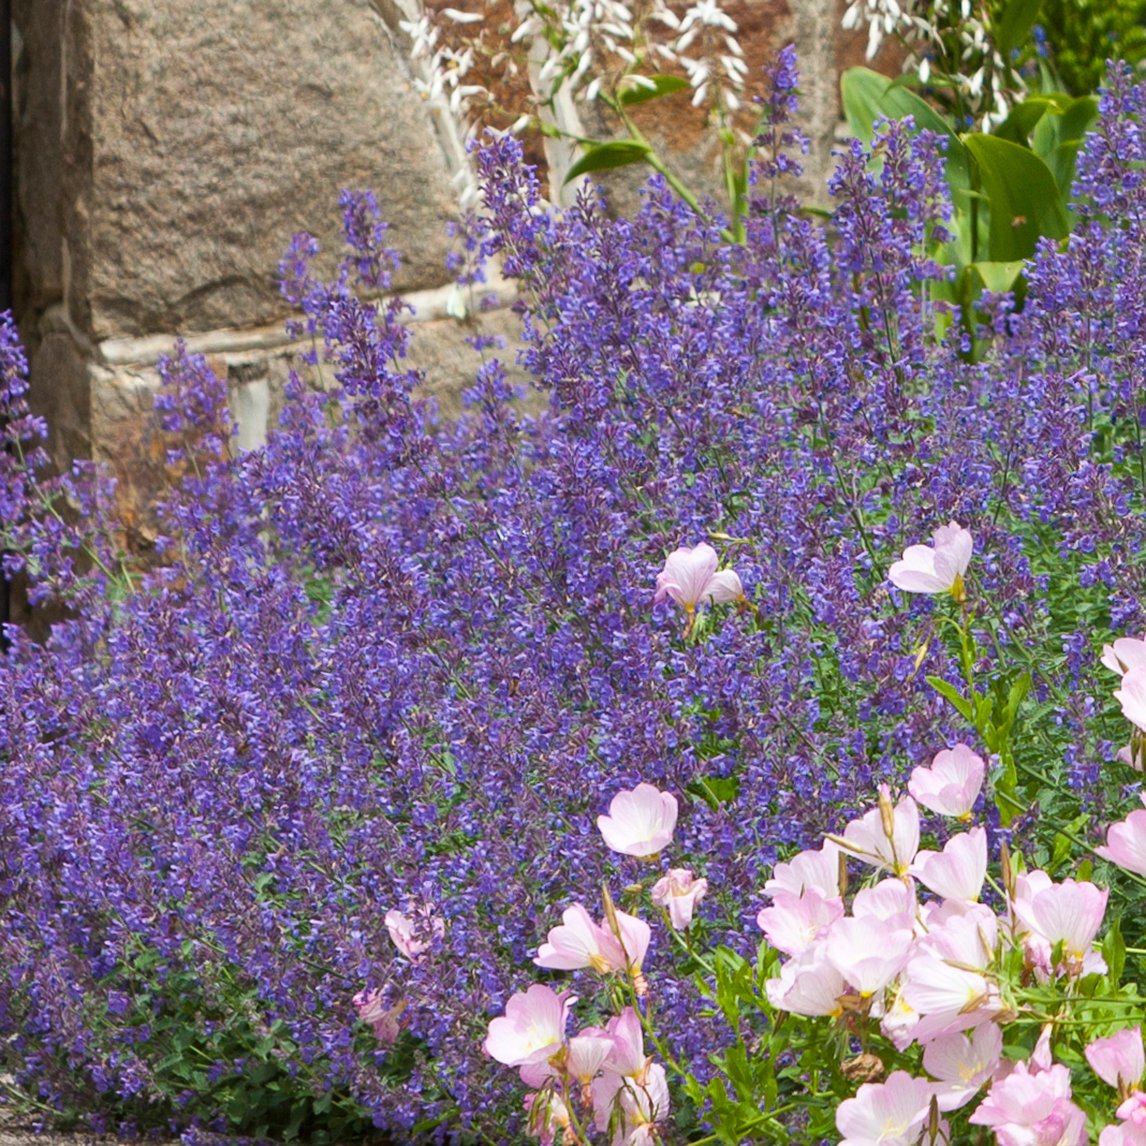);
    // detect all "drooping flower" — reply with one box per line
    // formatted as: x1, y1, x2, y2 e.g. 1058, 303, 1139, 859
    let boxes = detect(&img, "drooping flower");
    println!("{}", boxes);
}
597, 783, 678, 857
384, 906, 444, 962
888, 522, 973, 600
654, 542, 744, 615
650, 868, 708, 929
907, 744, 985, 819
523, 1089, 572, 1146
352, 988, 406, 1046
